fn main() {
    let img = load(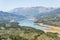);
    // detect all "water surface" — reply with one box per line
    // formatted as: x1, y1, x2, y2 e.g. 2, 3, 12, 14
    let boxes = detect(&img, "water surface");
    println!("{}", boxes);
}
17, 19, 50, 30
